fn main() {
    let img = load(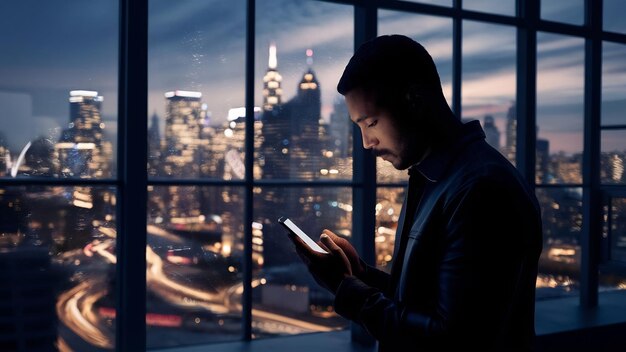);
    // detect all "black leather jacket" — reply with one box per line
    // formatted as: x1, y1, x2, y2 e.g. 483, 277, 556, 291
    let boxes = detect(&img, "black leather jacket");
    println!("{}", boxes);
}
334, 121, 543, 351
